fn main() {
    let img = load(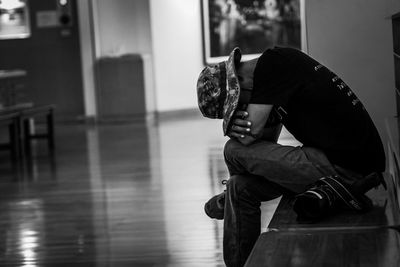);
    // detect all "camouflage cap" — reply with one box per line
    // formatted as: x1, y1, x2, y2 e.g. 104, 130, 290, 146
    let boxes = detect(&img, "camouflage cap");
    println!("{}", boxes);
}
197, 47, 242, 135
